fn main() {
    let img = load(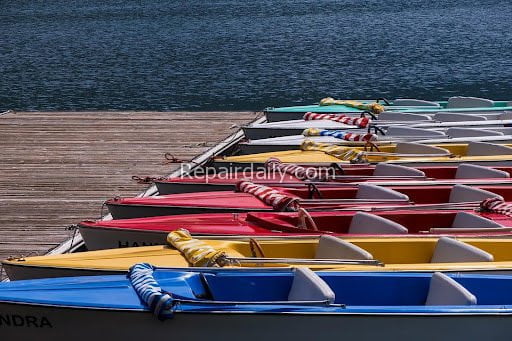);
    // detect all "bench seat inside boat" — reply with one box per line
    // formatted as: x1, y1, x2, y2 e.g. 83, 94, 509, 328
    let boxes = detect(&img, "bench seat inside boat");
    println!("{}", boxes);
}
431, 237, 494, 263
378, 112, 432, 121
447, 127, 504, 138
392, 99, 441, 107
466, 142, 512, 156
348, 212, 409, 234
373, 163, 426, 177
447, 96, 494, 108
315, 235, 373, 259
394, 142, 451, 155
433, 113, 488, 122
454, 164, 510, 179
386, 126, 446, 137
